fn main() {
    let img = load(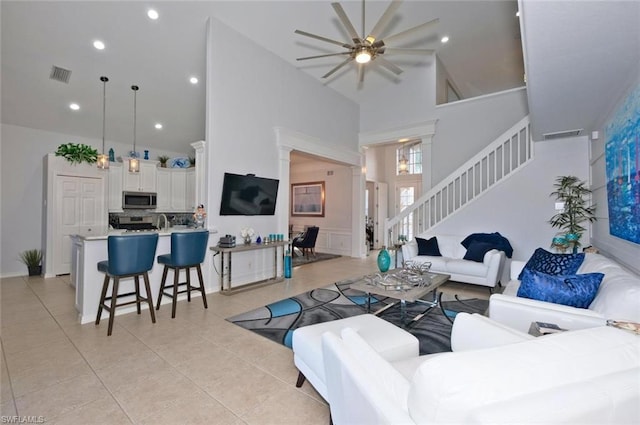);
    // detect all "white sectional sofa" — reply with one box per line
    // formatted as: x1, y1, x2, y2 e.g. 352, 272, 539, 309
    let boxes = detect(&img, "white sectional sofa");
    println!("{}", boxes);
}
322, 312, 640, 424
489, 253, 640, 332
401, 234, 506, 288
